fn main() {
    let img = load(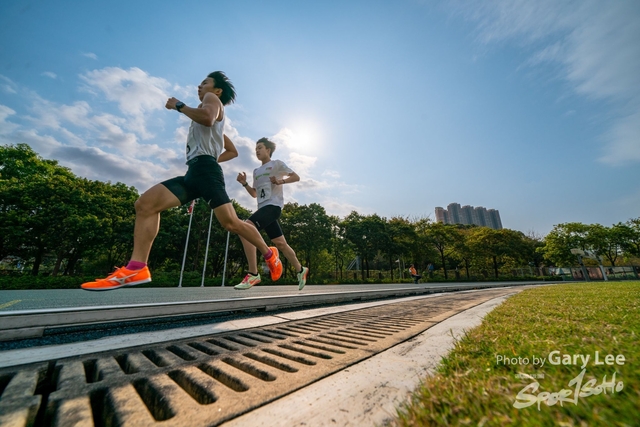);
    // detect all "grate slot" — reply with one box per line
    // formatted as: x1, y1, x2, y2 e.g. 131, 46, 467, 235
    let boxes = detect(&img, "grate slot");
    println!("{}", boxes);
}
83, 360, 99, 384
261, 348, 317, 366
345, 328, 393, 338
311, 320, 348, 327
365, 320, 406, 329
238, 332, 274, 343
293, 324, 329, 332
379, 318, 421, 326
221, 335, 260, 347
206, 338, 240, 351
132, 377, 176, 421
305, 337, 355, 350
263, 328, 300, 337
360, 324, 404, 333
346, 326, 393, 336
89, 388, 114, 427
294, 339, 348, 353
318, 335, 368, 346
115, 354, 139, 375
188, 342, 220, 356
167, 345, 199, 361
222, 357, 277, 382
0, 373, 13, 397
198, 362, 249, 392
168, 369, 217, 405
276, 326, 311, 335
327, 331, 378, 342
243, 353, 298, 373
278, 343, 333, 359
142, 349, 173, 368
342, 329, 387, 339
